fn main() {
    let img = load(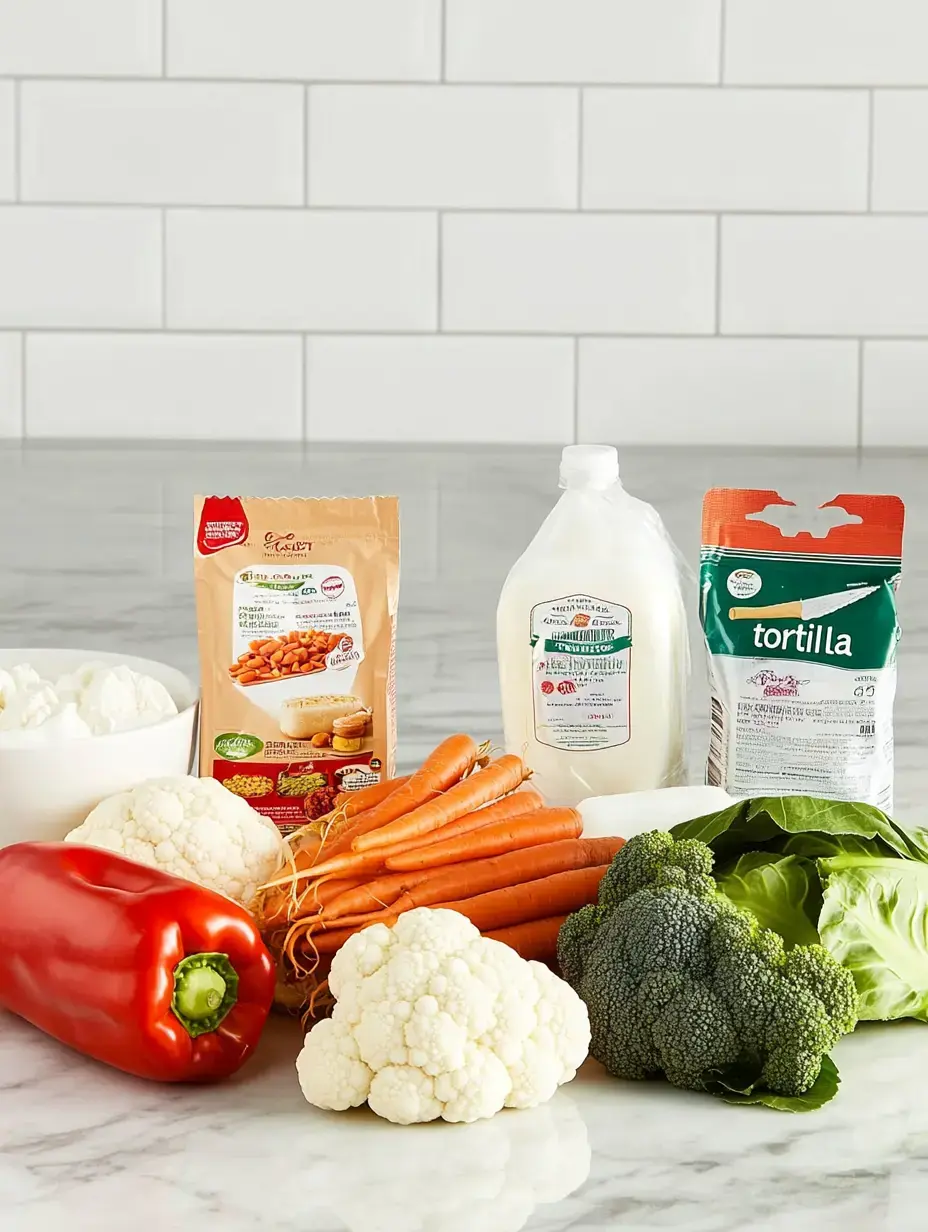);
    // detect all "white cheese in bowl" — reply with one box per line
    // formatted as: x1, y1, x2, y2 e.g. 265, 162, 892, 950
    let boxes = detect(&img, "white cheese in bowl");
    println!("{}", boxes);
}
0, 661, 178, 744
